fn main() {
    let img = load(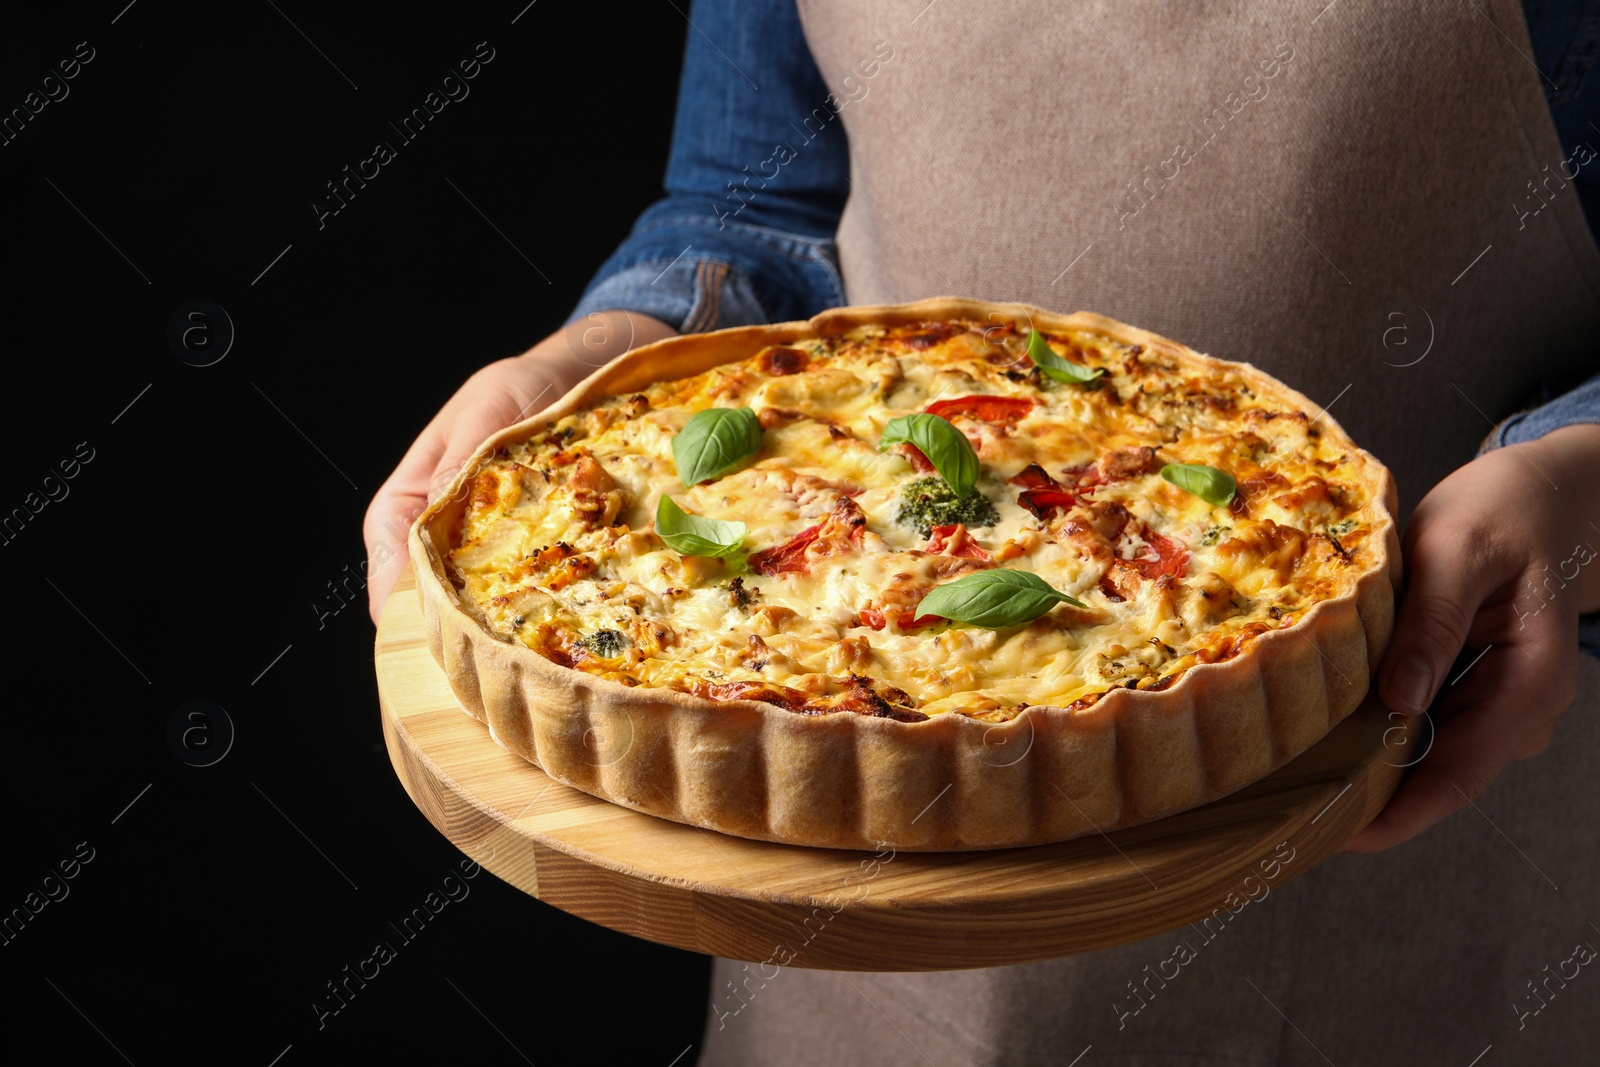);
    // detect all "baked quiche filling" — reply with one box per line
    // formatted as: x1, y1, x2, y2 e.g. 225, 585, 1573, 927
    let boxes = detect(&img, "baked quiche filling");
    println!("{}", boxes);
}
444, 320, 1379, 723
